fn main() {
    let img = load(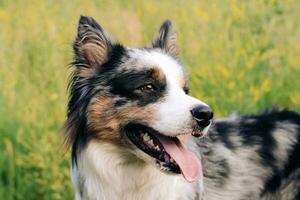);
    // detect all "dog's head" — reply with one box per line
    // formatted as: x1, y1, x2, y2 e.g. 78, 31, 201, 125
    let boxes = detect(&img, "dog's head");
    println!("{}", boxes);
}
65, 16, 213, 182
